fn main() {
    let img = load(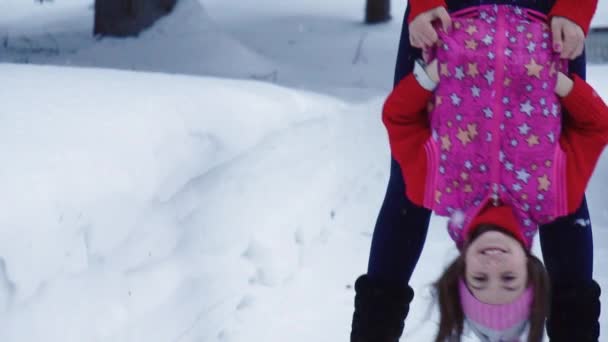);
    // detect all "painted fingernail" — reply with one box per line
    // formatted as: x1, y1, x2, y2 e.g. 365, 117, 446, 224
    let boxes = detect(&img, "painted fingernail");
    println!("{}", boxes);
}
554, 43, 562, 52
